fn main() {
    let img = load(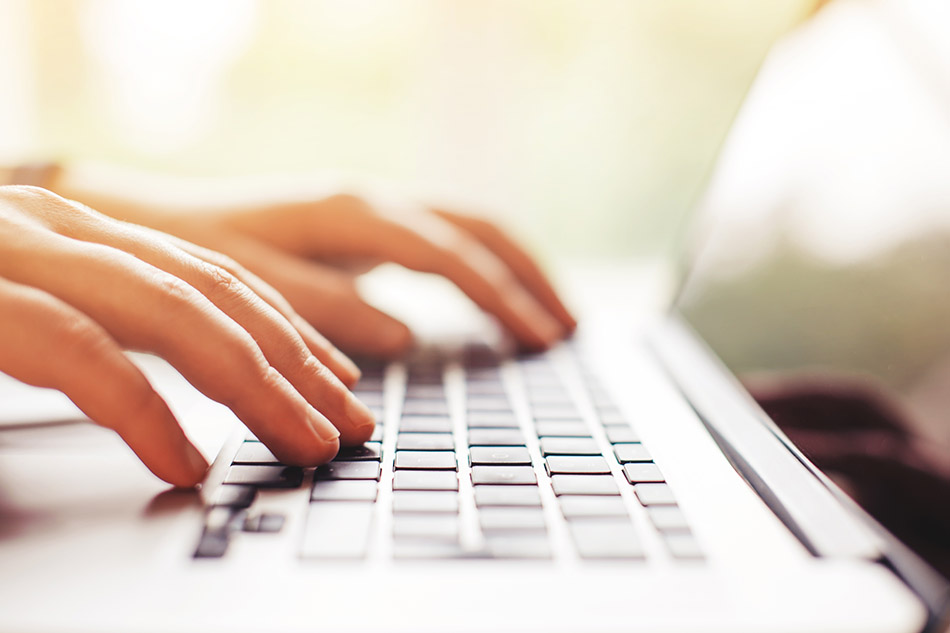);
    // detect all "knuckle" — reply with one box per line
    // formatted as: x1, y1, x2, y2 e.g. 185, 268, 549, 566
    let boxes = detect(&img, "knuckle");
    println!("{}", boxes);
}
198, 250, 245, 278
304, 355, 347, 401
151, 270, 200, 307
196, 263, 241, 301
